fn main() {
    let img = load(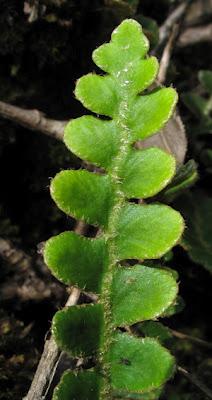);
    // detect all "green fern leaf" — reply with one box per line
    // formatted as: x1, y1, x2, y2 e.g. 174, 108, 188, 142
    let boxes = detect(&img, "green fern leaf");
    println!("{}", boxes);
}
44, 19, 184, 399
